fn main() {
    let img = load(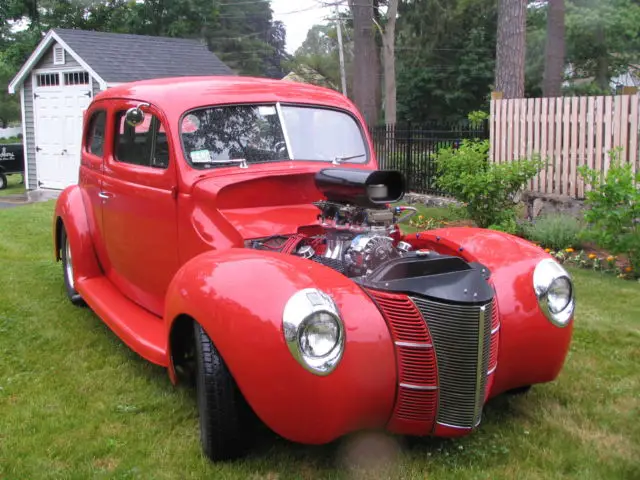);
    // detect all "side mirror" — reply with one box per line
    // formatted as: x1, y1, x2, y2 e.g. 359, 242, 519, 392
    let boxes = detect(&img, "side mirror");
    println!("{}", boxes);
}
125, 103, 150, 127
